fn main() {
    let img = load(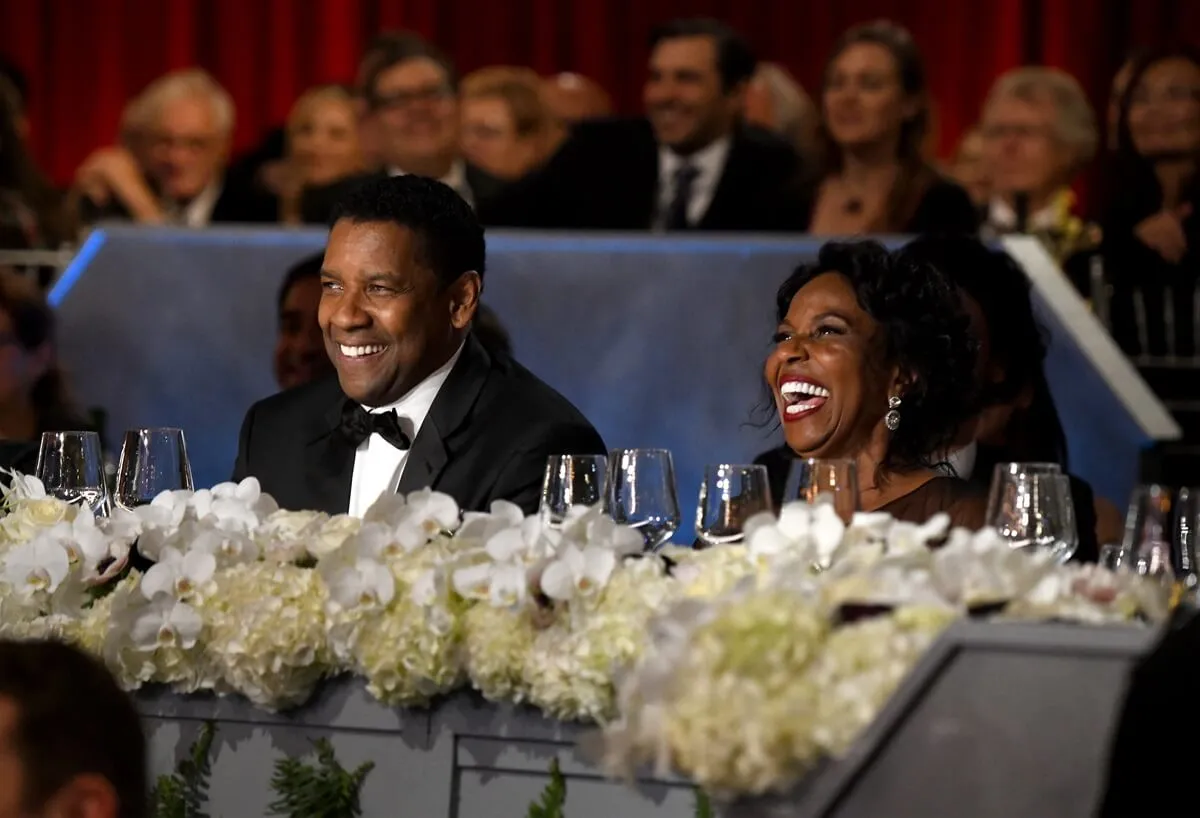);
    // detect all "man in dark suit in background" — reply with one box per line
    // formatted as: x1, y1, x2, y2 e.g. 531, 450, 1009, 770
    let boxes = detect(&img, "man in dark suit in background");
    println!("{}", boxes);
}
302, 33, 504, 223
233, 175, 604, 516
479, 18, 805, 232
